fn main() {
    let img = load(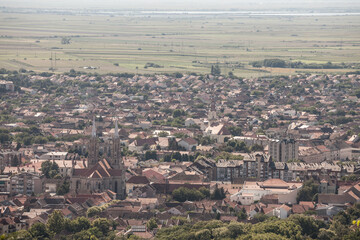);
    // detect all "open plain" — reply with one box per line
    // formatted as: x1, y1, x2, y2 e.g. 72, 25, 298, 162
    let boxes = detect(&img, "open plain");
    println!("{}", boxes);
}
0, 10, 359, 77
